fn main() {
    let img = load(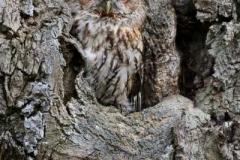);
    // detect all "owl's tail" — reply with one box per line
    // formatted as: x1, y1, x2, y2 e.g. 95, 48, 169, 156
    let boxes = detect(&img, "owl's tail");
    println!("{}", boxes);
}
130, 66, 144, 112
133, 91, 142, 112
